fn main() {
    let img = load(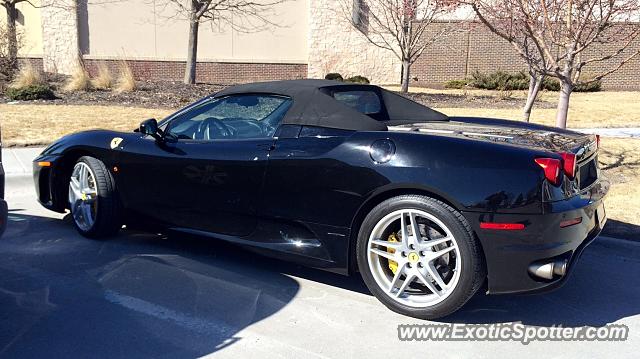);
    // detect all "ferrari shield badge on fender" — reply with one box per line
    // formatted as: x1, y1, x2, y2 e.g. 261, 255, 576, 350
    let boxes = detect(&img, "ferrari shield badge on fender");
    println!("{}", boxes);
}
110, 137, 123, 149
